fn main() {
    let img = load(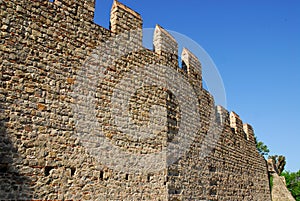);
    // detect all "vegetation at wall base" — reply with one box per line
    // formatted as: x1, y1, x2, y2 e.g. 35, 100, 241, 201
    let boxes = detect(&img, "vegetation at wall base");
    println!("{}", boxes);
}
281, 170, 300, 201
269, 175, 273, 191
